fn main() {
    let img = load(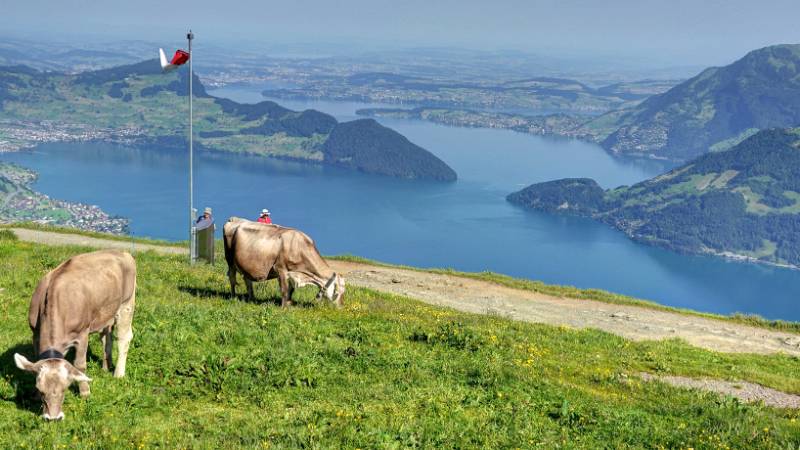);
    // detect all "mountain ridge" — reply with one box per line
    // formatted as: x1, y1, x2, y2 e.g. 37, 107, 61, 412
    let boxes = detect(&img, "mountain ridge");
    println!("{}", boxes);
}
0, 60, 457, 181
597, 44, 800, 161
